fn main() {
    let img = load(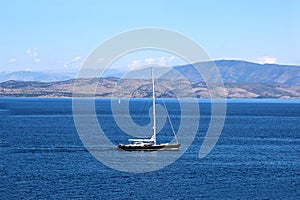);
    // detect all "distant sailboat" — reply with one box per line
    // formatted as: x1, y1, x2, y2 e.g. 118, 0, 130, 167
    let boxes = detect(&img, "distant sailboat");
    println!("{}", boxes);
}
118, 67, 180, 151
